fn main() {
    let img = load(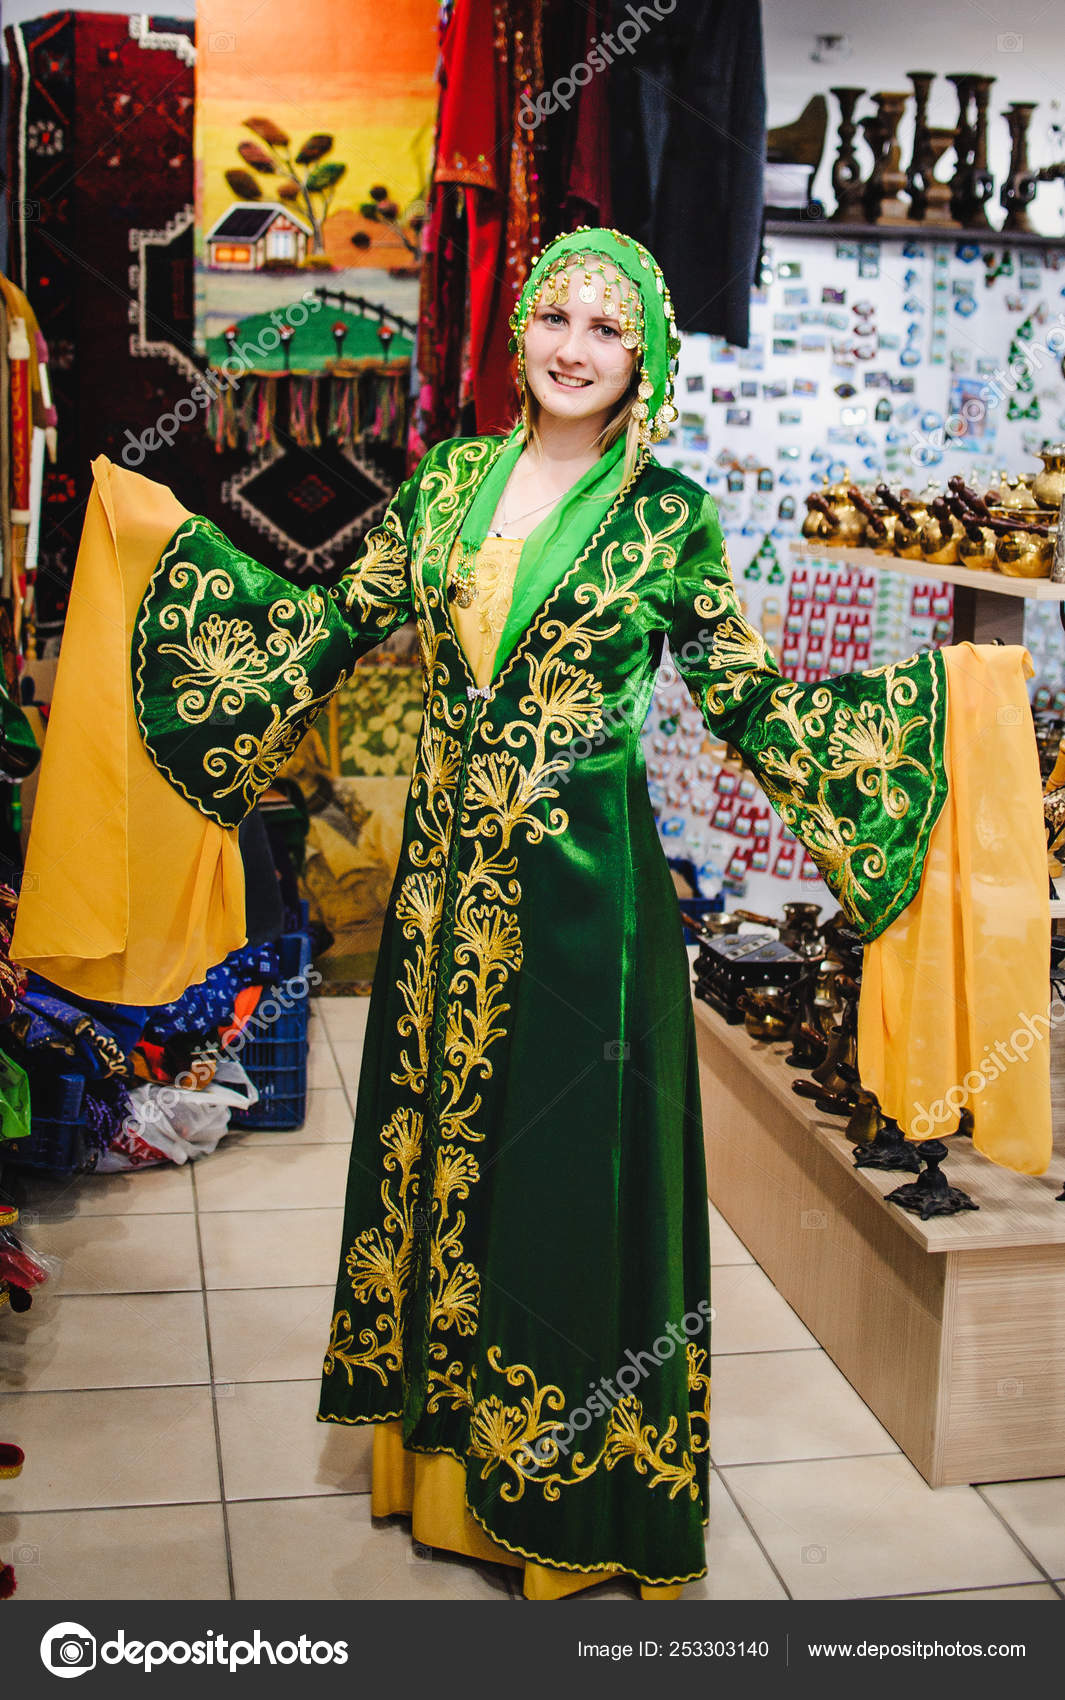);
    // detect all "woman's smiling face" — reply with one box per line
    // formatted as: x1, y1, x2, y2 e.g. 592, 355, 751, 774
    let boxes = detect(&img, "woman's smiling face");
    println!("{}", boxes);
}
523, 264, 637, 428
